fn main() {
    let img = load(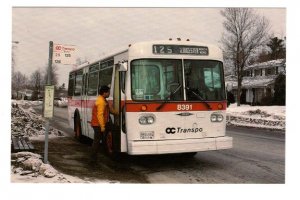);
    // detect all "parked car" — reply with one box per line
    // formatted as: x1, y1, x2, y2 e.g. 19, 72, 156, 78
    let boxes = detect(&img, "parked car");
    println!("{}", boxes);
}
54, 97, 68, 107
